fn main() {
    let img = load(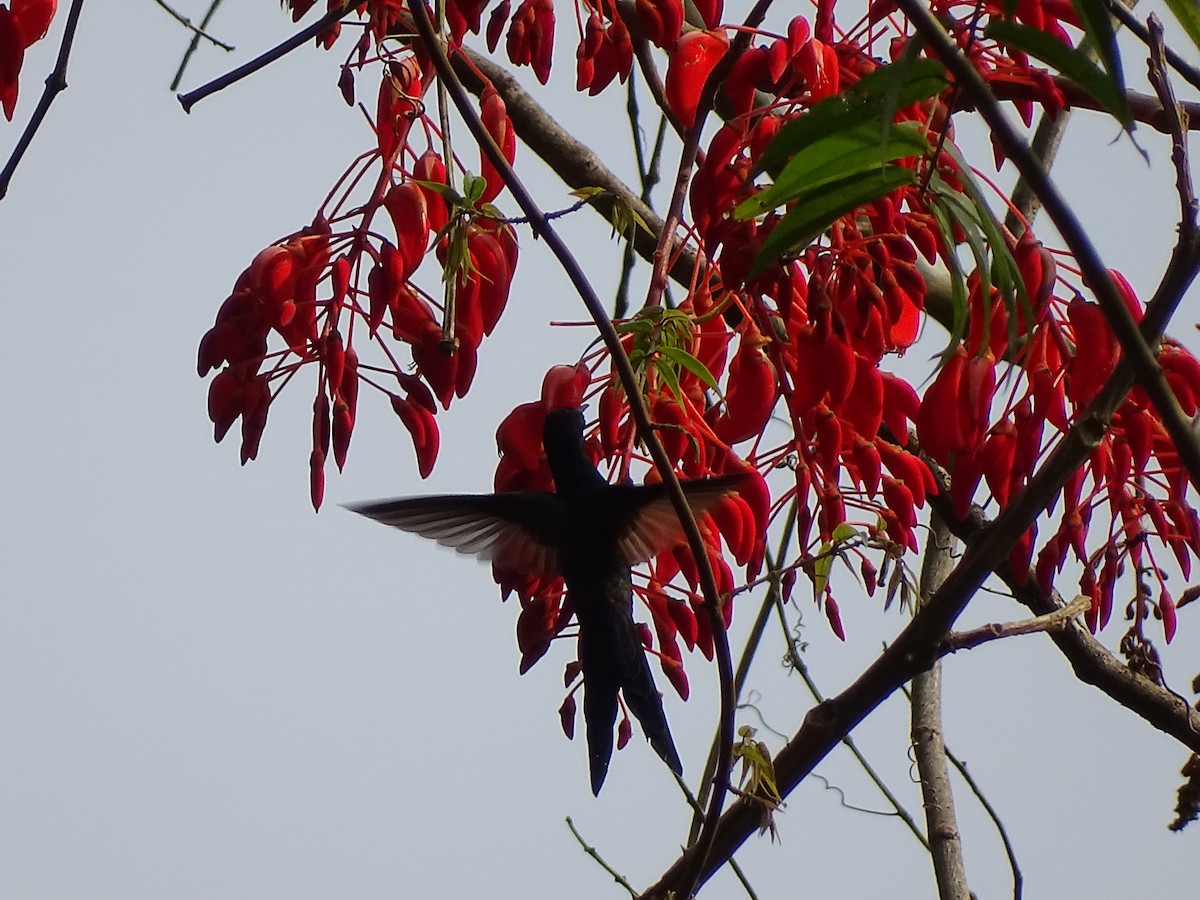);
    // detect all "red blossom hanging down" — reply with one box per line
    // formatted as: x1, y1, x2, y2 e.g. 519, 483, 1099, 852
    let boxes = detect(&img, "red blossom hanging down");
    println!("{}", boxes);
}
0, 0, 56, 120
200, 0, 1200, 741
